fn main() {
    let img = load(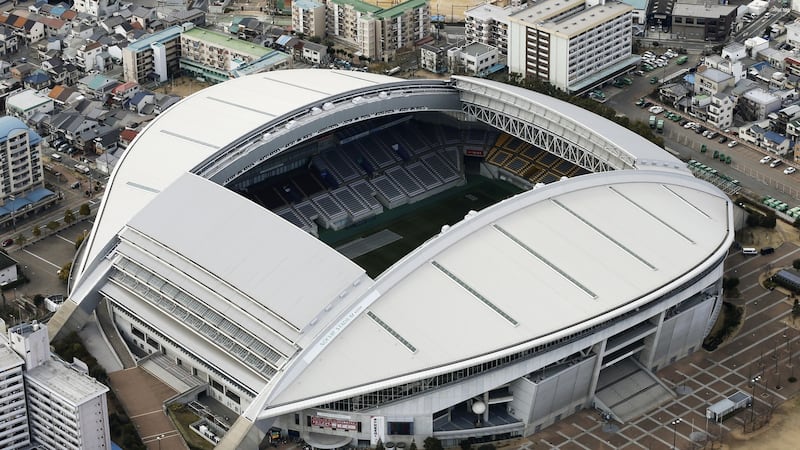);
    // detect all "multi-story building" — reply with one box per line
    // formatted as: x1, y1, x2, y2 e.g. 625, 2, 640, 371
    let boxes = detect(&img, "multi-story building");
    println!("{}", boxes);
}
180, 27, 291, 83
292, 0, 326, 38
706, 93, 735, 129
740, 88, 782, 122
5, 321, 111, 450
420, 42, 454, 73
122, 25, 185, 83
448, 42, 499, 76
326, 0, 430, 61
464, 3, 520, 55
0, 345, 29, 449
694, 67, 734, 96
72, 0, 119, 17
671, 4, 737, 42
5, 89, 54, 123
508, 0, 636, 93
0, 116, 44, 205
